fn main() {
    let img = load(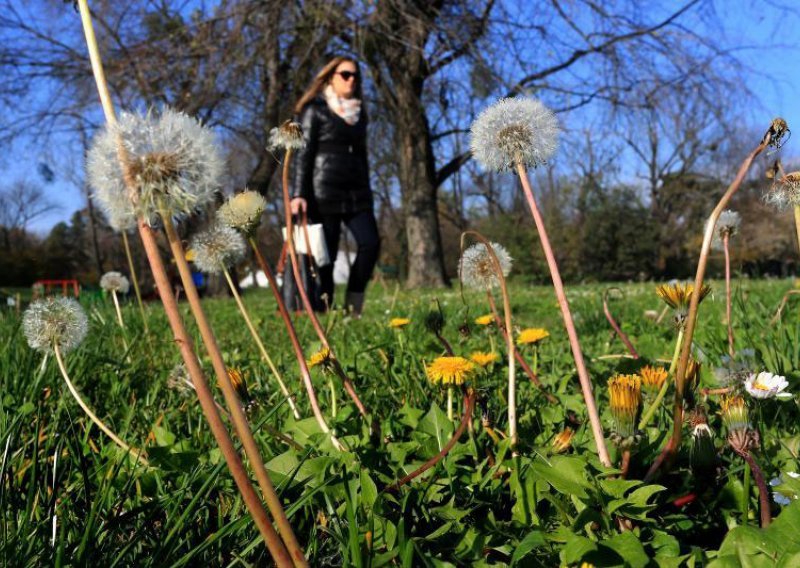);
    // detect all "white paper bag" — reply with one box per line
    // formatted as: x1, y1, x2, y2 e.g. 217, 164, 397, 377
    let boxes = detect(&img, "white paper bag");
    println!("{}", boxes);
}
282, 223, 331, 267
